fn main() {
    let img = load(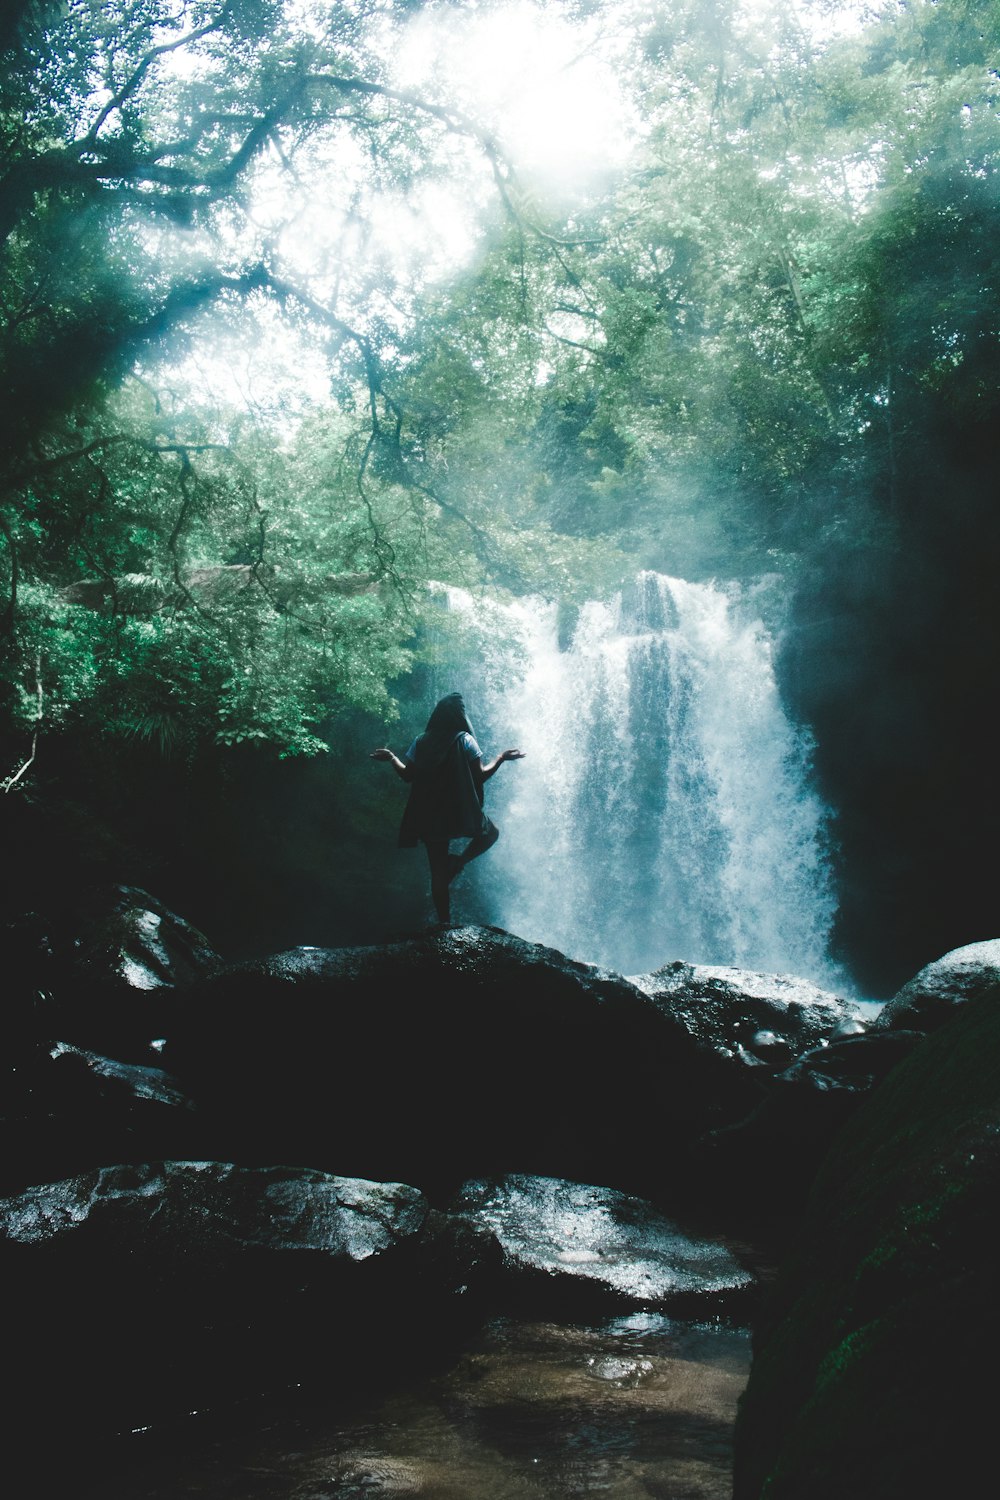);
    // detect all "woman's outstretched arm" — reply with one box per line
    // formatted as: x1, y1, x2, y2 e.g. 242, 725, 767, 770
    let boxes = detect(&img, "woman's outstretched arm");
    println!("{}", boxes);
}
370, 747, 413, 781
477, 748, 525, 783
